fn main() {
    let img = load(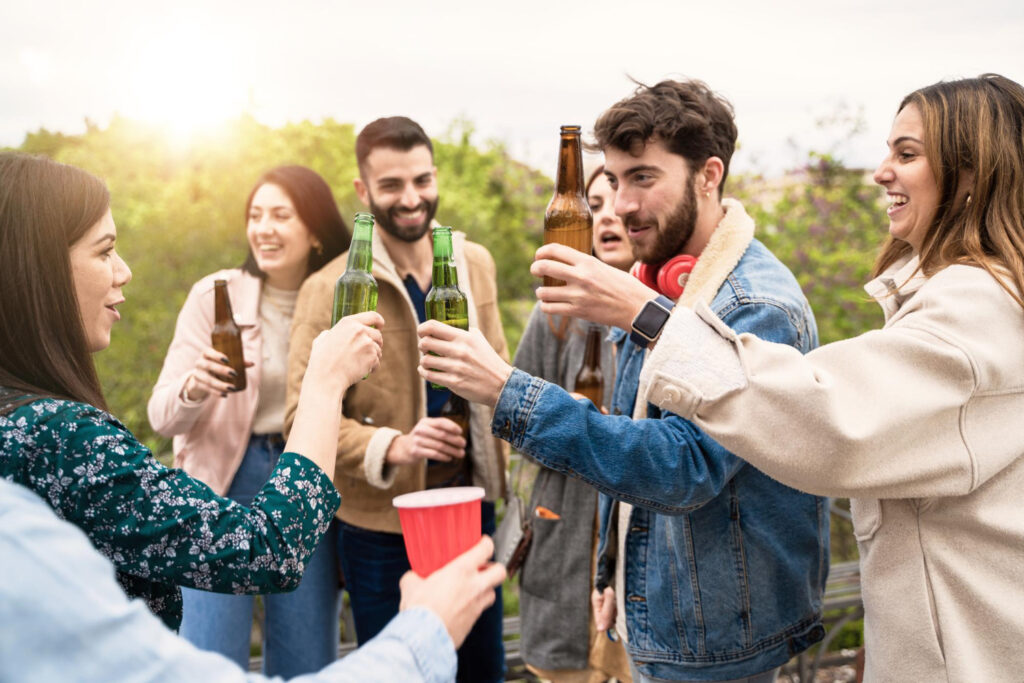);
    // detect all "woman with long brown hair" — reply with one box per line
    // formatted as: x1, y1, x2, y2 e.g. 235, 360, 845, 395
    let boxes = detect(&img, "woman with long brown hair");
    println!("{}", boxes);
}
147, 166, 355, 676
0, 153, 383, 635
575, 73, 1024, 680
